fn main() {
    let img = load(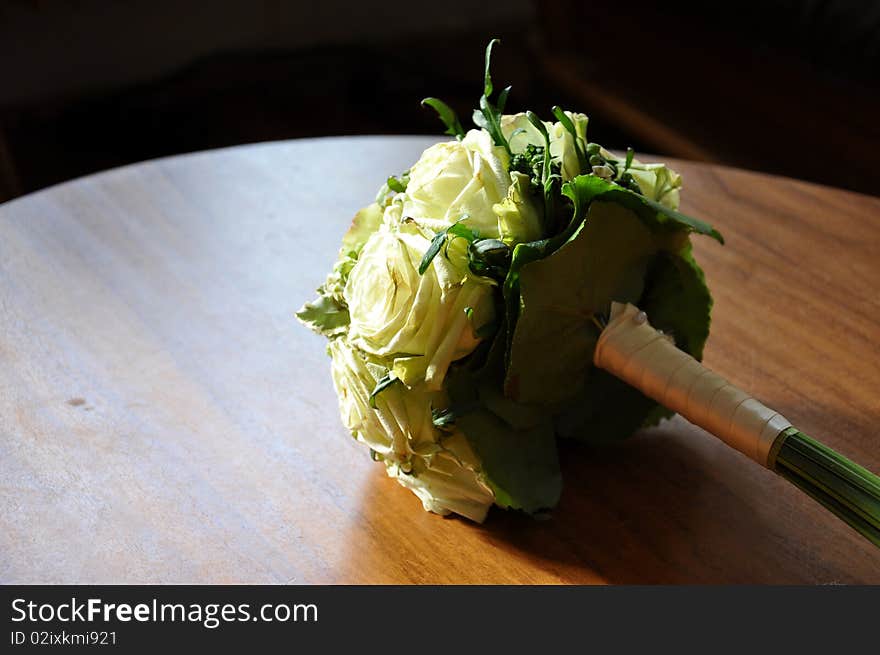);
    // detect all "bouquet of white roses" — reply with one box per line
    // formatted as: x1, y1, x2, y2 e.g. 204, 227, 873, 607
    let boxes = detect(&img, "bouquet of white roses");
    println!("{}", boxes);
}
298, 40, 880, 544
